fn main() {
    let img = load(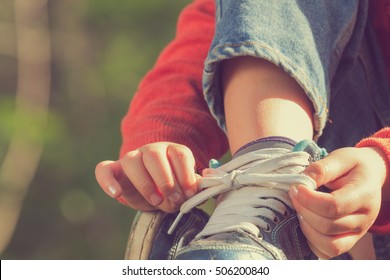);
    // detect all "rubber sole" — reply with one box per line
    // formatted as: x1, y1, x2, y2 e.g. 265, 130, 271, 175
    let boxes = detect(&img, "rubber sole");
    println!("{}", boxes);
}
125, 211, 167, 260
